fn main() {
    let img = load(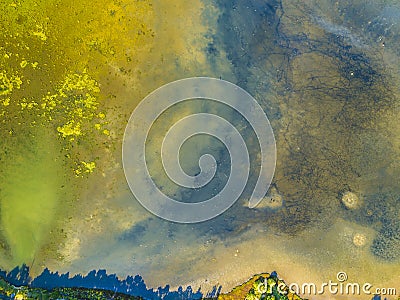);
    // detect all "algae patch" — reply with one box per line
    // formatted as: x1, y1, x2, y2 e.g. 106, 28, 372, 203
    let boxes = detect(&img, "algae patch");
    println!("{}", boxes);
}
0, 128, 64, 266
